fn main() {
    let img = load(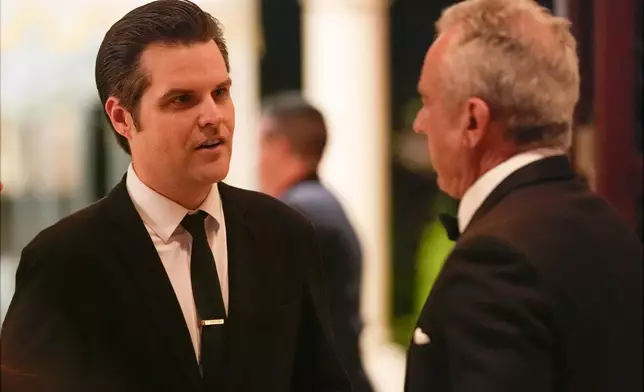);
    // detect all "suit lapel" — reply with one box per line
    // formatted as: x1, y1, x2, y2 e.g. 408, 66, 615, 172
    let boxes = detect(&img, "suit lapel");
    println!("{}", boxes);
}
102, 177, 203, 390
218, 183, 264, 391
465, 155, 576, 233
